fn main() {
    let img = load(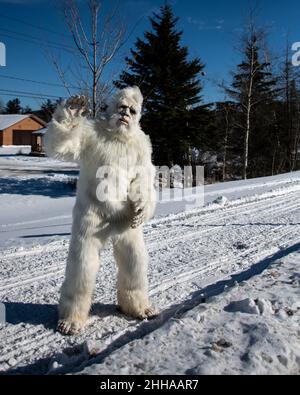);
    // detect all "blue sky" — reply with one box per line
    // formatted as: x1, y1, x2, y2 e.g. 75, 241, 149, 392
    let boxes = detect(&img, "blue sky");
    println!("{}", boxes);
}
0, 0, 300, 109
